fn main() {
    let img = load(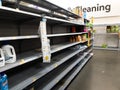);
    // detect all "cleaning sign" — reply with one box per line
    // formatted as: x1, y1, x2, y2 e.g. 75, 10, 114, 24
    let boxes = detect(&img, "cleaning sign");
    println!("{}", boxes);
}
77, 0, 120, 18
80, 4, 111, 13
